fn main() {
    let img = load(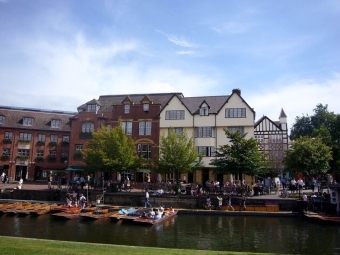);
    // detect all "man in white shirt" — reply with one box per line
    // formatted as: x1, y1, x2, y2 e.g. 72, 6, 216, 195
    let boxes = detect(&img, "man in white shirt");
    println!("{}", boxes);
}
302, 192, 308, 213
